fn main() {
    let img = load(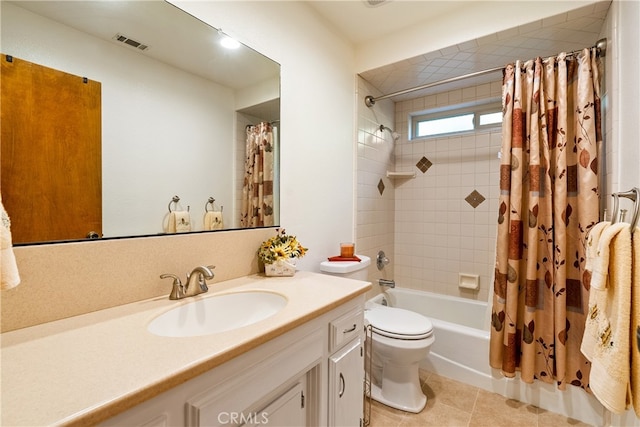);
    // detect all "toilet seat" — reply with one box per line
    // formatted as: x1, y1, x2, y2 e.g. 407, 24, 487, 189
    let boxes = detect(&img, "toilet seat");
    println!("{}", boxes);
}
366, 306, 433, 340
